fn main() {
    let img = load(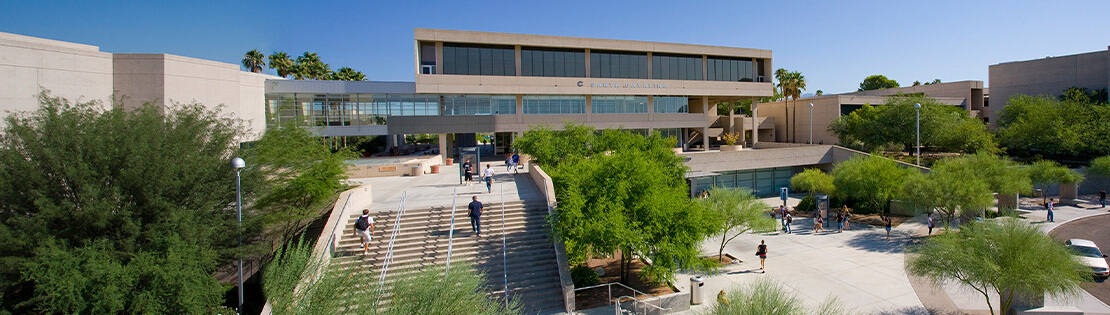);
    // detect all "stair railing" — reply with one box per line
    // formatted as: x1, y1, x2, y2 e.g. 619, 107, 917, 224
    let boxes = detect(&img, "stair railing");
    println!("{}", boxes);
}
445, 187, 458, 275
375, 191, 407, 304
574, 282, 668, 313
500, 183, 509, 308
614, 295, 671, 315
